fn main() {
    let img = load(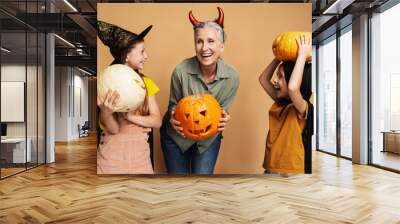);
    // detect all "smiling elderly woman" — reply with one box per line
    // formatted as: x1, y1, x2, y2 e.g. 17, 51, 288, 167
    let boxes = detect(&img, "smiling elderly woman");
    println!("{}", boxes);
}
160, 7, 240, 175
